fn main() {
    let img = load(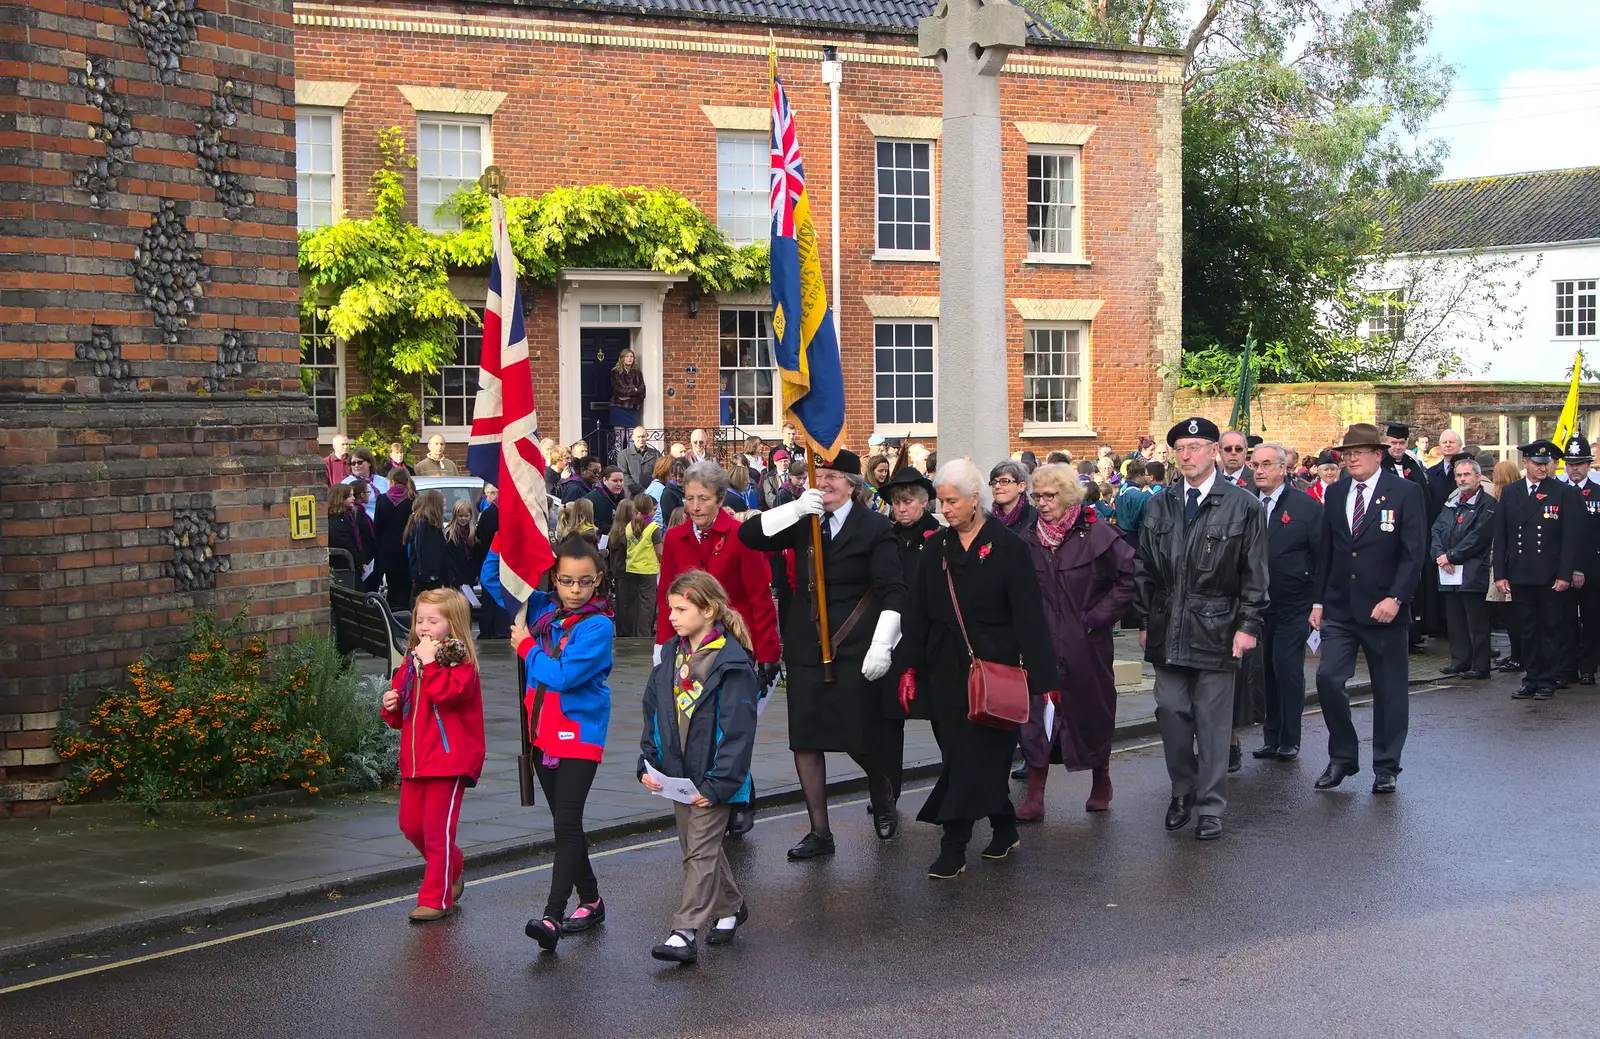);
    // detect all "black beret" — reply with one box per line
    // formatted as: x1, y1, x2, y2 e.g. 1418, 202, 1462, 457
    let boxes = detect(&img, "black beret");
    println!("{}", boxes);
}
1167, 416, 1220, 447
